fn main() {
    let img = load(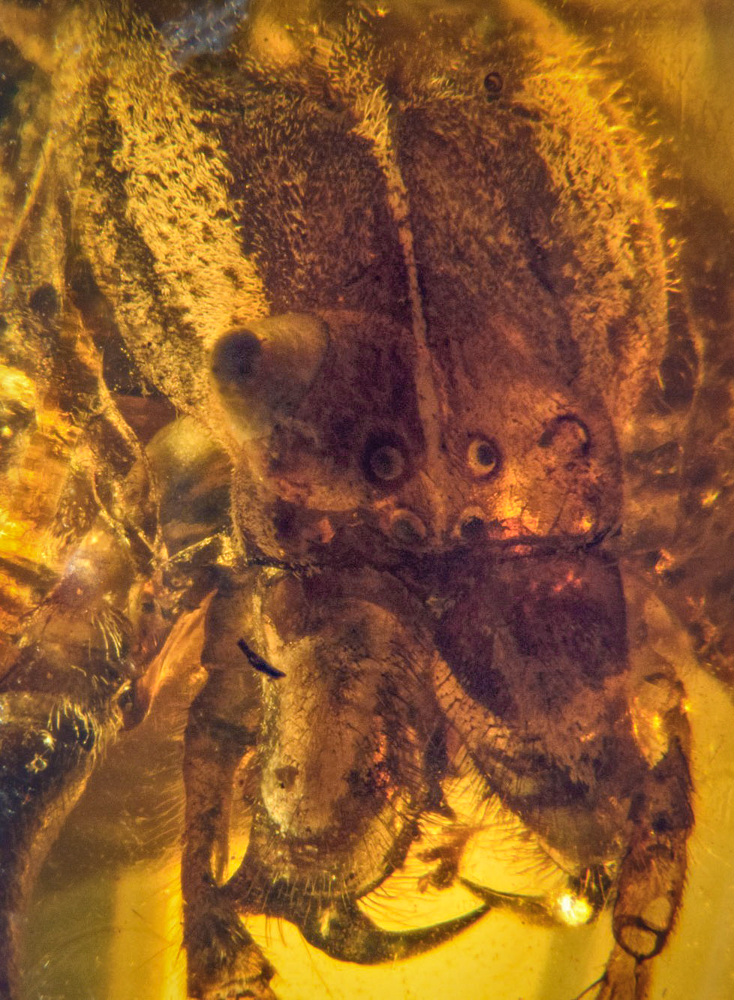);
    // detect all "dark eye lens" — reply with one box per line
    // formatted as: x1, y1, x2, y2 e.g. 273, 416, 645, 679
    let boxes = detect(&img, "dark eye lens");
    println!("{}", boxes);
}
460, 514, 485, 541
390, 509, 427, 546
210, 328, 262, 386
369, 444, 405, 482
362, 433, 409, 485
483, 71, 503, 97
467, 438, 500, 478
